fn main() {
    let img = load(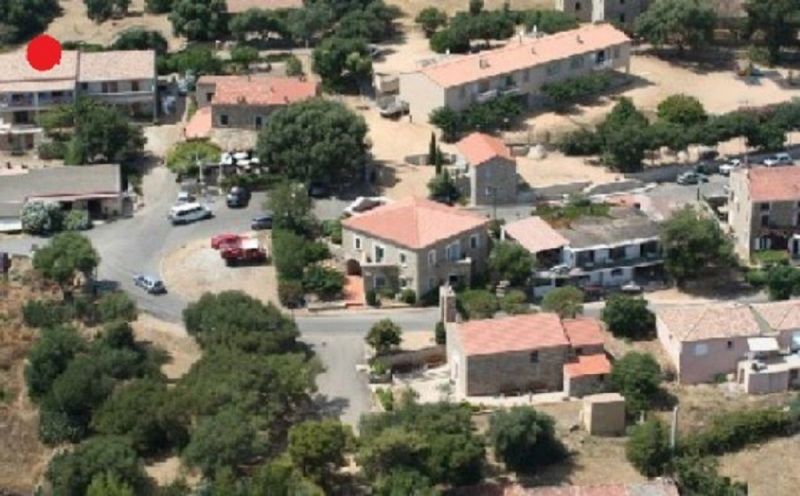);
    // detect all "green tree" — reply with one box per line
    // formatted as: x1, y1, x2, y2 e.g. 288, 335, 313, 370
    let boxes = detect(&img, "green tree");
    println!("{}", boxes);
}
92, 378, 188, 456
85, 0, 130, 22
182, 407, 260, 477
250, 456, 325, 495
541, 286, 584, 318
660, 206, 735, 285
160, 45, 223, 75
429, 24, 471, 54
489, 241, 535, 286
337, 2, 401, 42
25, 326, 86, 401
267, 180, 315, 235
112, 28, 169, 53
657, 94, 708, 126
145, 0, 173, 13
312, 35, 372, 91
0, 0, 61, 44
182, 291, 299, 353
285, 54, 304, 76
430, 106, 462, 142
500, 289, 531, 315
635, 0, 716, 51
286, 3, 334, 46
288, 419, 352, 482
302, 265, 346, 301
62, 98, 145, 164
96, 291, 138, 323
374, 469, 439, 496
63, 210, 91, 231
46, 436, 147, 496
458, 289, 499, 319
415, 7, 447, 37
272, 229, 330, 280
358, 427, 430, 479
434, 321, 446, 345
603, 122, 650, 172
33, 232, 100, 298
169, 0, 228, 41
610, 352, 662, 414
366, 319, 402, 355
21, 201, 63, 235
469, 0, 484, 15
626, 419, 672, 477
601, 295, 655, 339
86, 473, 135, 496
427, 169, 460, 203
745, 0, 800, 64
166, 140, 221, 175
257, 98, 369, 183
229, 8, 286, 41
766, 264, 800, 300
230, 44, 259, 72
489, 406, 566, 474
673, 455, 748, 496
